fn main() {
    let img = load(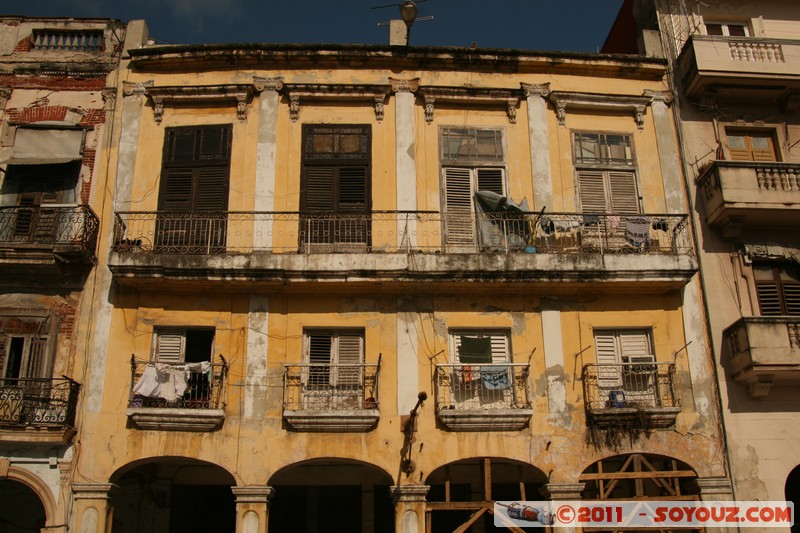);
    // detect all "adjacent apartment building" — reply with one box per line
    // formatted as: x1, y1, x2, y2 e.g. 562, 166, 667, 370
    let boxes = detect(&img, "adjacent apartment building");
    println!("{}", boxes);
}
605, 0, 800, 516
0, 10, 739, 533
0, 16, 132, 532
